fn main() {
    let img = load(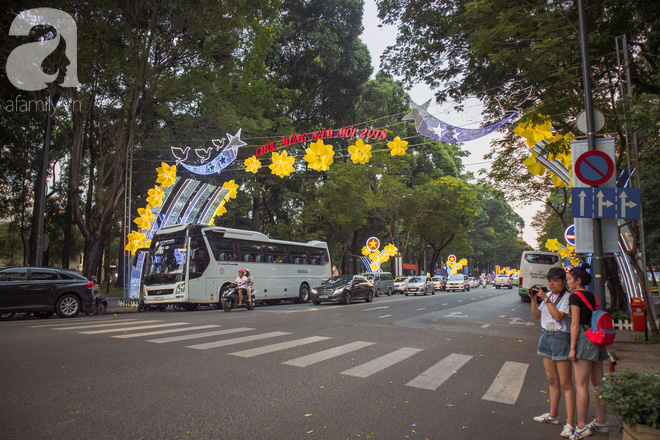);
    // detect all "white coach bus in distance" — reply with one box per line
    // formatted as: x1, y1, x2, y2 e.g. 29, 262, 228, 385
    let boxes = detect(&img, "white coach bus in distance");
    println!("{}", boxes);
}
141, 224, 331, 309
517, 250, 562, 302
